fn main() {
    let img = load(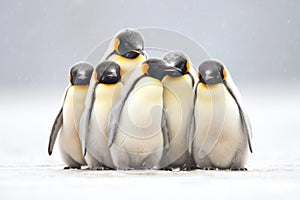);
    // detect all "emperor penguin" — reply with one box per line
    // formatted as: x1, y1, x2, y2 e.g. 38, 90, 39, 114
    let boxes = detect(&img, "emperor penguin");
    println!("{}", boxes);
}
159, 51, 194, 170
84, 61, 123, 170
104, 28, 148, 83
80, 29, 147, 153
188, 60, 253, 170
48, 62, 94, 169
107, 58, 174, 170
